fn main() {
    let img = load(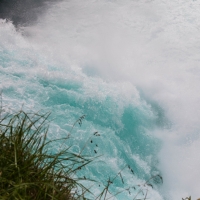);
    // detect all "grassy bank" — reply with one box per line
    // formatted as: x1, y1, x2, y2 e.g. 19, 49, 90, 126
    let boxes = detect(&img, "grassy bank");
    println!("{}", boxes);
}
0, 108, 163, 200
